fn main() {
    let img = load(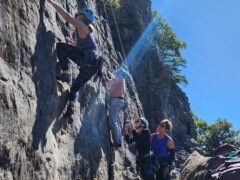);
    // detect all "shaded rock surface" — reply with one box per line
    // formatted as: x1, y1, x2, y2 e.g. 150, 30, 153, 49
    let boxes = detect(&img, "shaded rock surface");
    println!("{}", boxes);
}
0, 0, 142, 179
179, 150, 240, 180
177, 151, 211, 180
108, 0, 197, 167
0, 0, 197, 179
